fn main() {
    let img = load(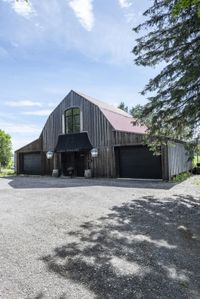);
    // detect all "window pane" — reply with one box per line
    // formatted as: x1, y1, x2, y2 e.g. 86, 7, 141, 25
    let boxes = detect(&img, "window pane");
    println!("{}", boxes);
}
74, 115, 80, 125
74, 125, 80, 133
66, 109, 72, 116
73, 108, 80, 116
67, 116, 73, 133
65, 108, 80, 133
